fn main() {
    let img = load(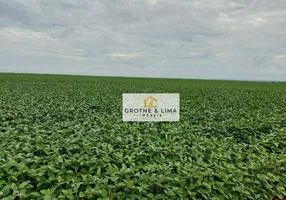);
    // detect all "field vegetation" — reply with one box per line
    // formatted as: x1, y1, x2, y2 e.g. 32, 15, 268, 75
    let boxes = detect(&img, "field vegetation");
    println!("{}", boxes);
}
0, 73, 285, 200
